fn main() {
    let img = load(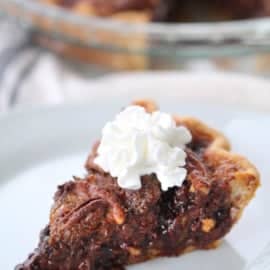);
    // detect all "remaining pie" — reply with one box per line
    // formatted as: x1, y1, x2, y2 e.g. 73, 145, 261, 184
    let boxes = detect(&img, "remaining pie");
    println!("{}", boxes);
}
16, 100, 260, 270
37, 0, 270, 70
44, 0, 270, 22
